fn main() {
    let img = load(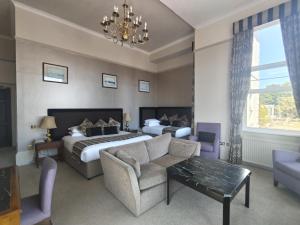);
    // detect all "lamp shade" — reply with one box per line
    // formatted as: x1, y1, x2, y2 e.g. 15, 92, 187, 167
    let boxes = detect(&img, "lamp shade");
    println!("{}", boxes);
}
123, 113, 131, 122
40, 116, 57, 129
